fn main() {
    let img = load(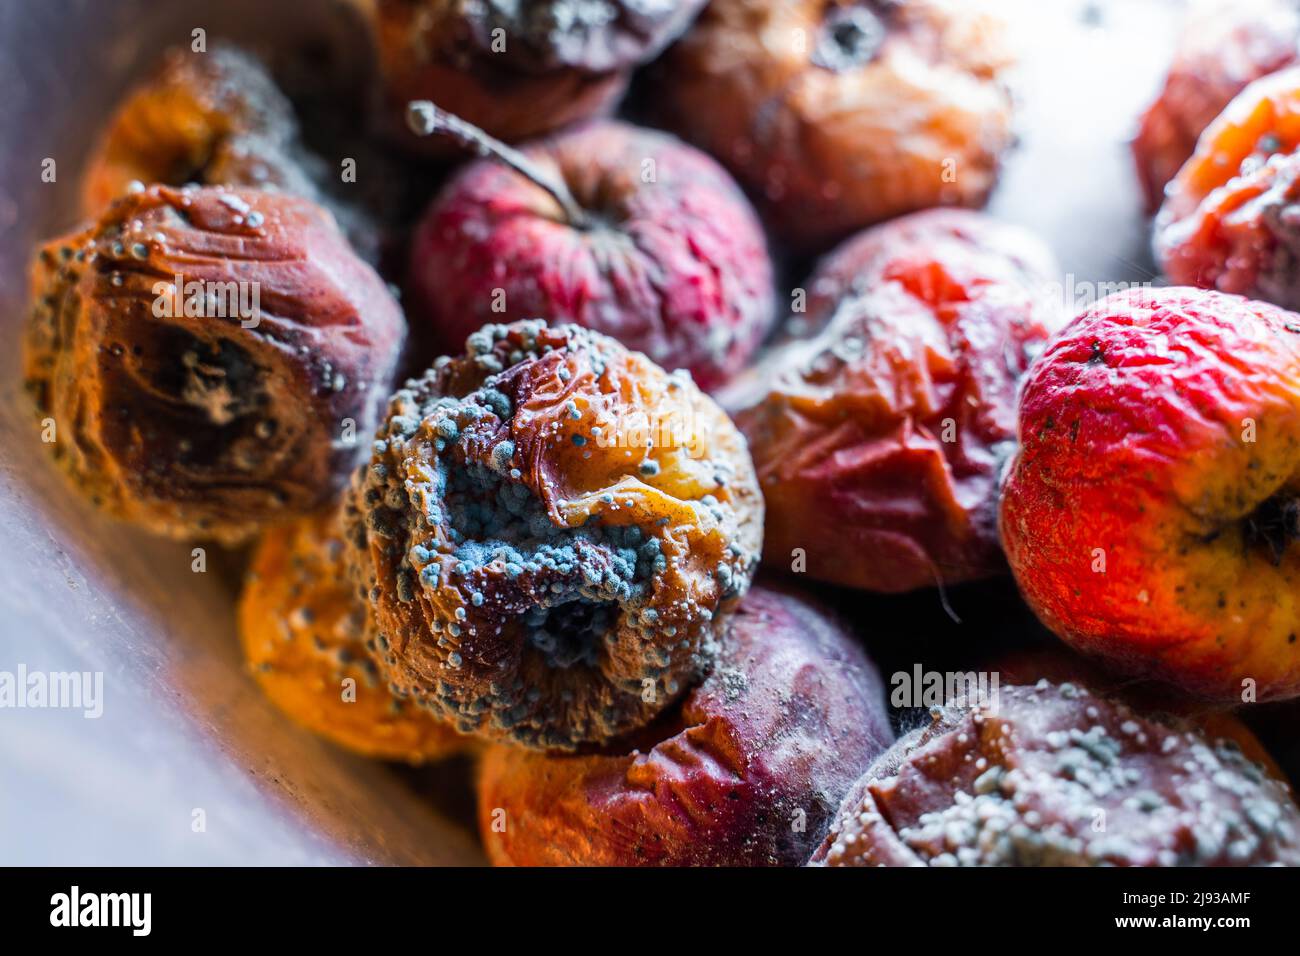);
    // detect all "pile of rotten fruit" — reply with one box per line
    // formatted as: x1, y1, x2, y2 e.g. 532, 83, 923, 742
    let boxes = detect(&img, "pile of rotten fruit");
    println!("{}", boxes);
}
23, 0, 1300, 866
